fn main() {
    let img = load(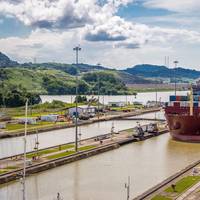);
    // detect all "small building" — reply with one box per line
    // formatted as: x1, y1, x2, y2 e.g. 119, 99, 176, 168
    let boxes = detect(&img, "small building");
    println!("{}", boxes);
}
108, 101, 126, 107
41, 114, 58, 122
19, 118, 37, 125
68, 105, 96, 117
